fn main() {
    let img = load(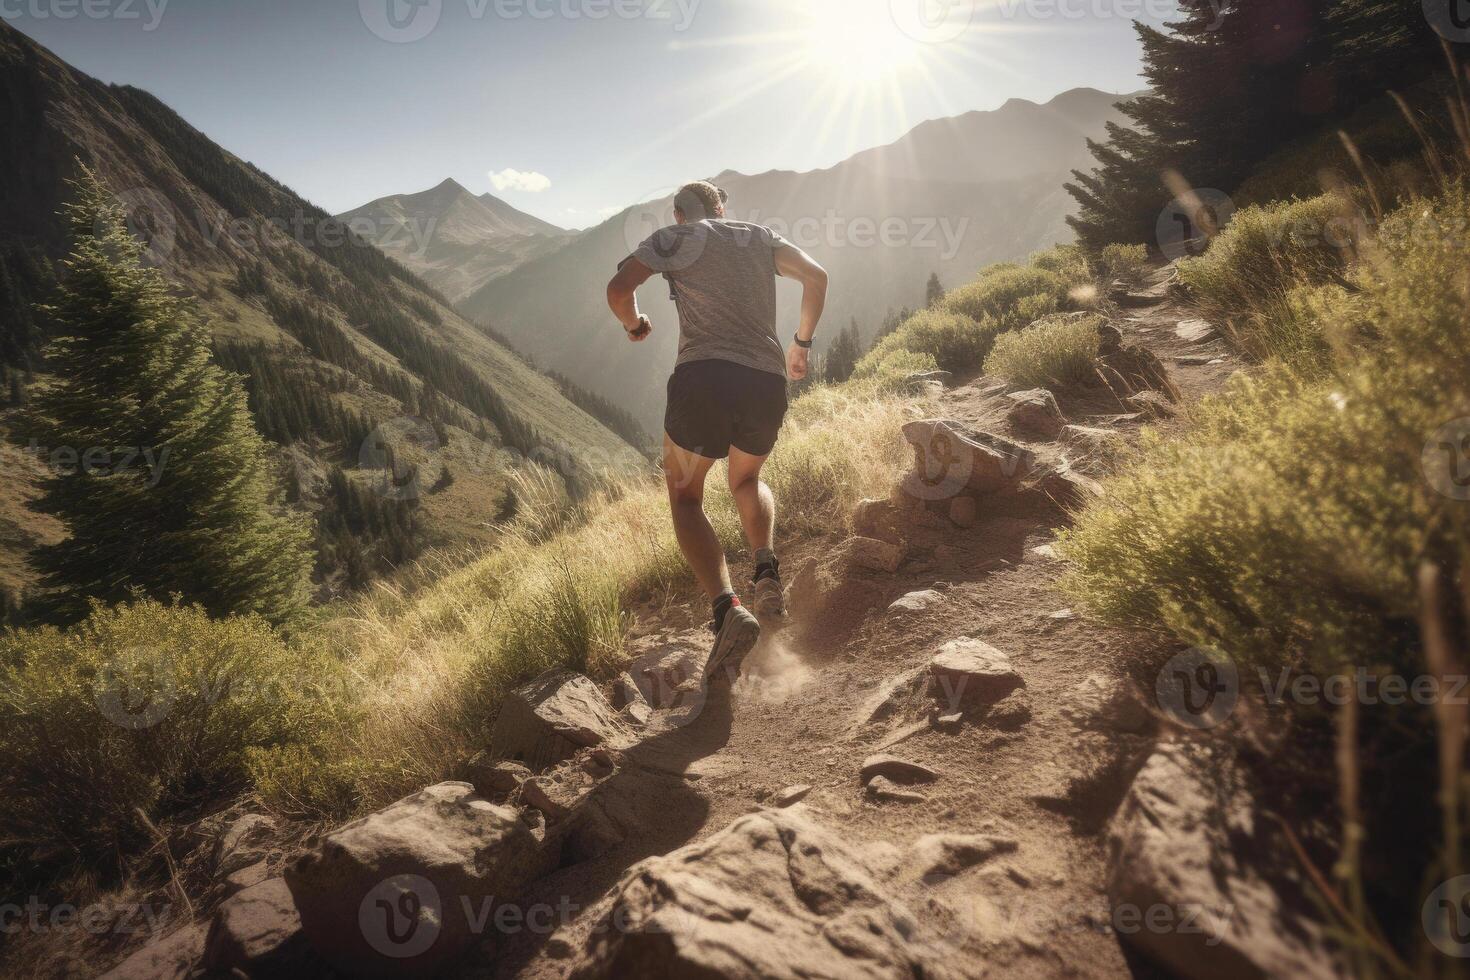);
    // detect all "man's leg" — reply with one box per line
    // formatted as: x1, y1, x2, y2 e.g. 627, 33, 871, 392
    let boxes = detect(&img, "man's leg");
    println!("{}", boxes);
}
665, 433, 760, 681
728, 446, 785, 616
727, 446, 774, 554
663, 434, 730, 599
